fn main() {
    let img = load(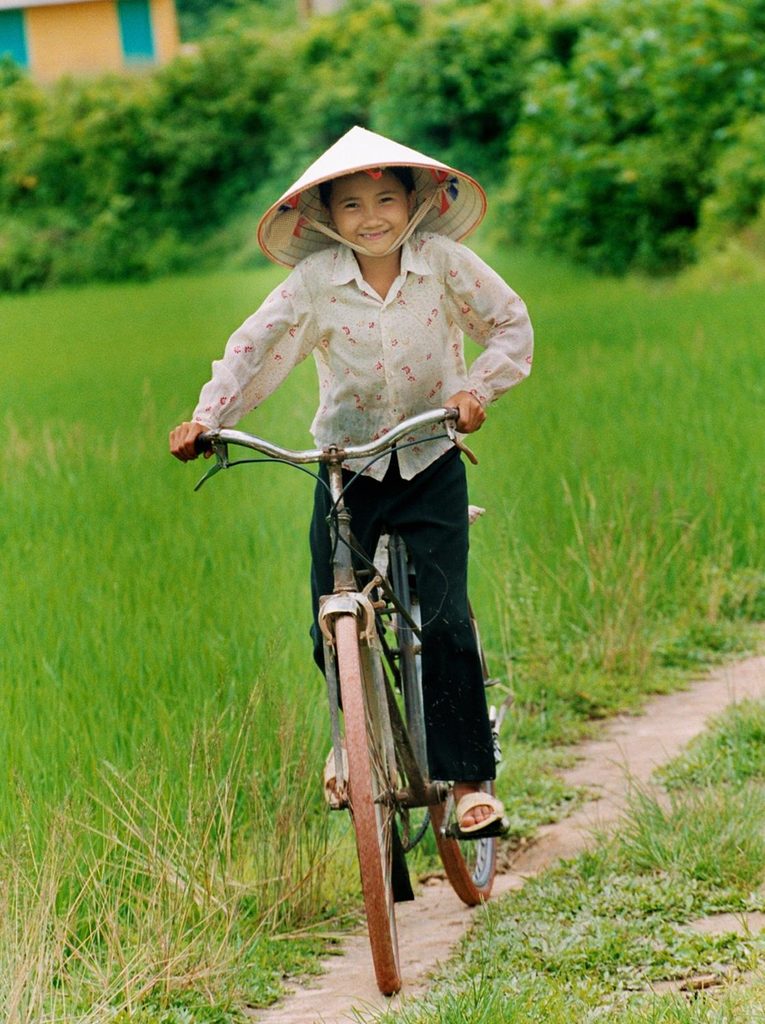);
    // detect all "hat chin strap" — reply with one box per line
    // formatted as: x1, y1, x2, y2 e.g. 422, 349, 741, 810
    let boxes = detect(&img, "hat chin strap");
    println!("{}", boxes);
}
303, 188, 439, 259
